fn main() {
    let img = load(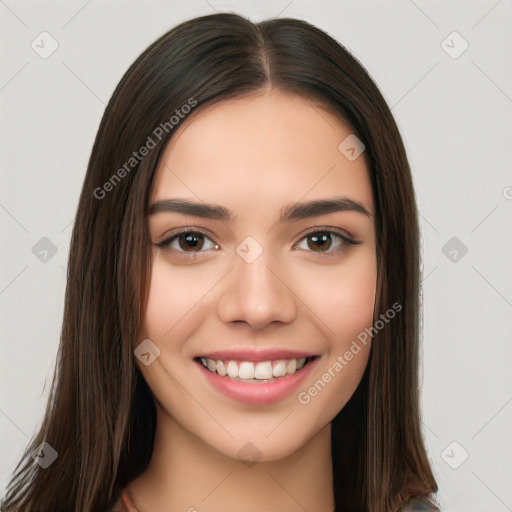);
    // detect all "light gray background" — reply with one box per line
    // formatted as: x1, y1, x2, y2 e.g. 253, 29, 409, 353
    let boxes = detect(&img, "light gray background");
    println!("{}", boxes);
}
1, 1, 511, 510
